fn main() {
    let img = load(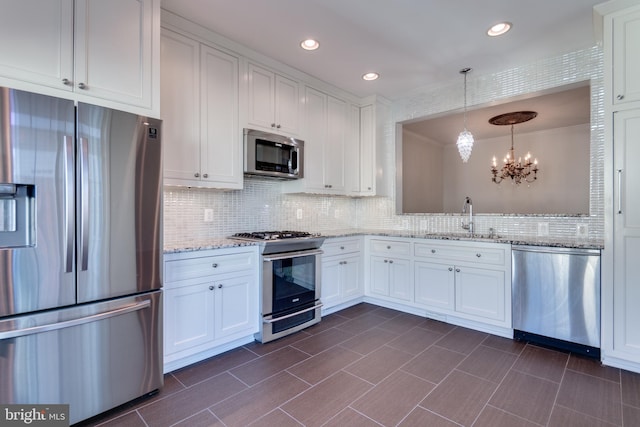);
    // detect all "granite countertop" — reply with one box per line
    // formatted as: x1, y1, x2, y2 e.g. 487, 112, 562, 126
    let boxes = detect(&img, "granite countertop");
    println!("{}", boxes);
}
165, 229, 603, 254
163, 238, 260, 254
